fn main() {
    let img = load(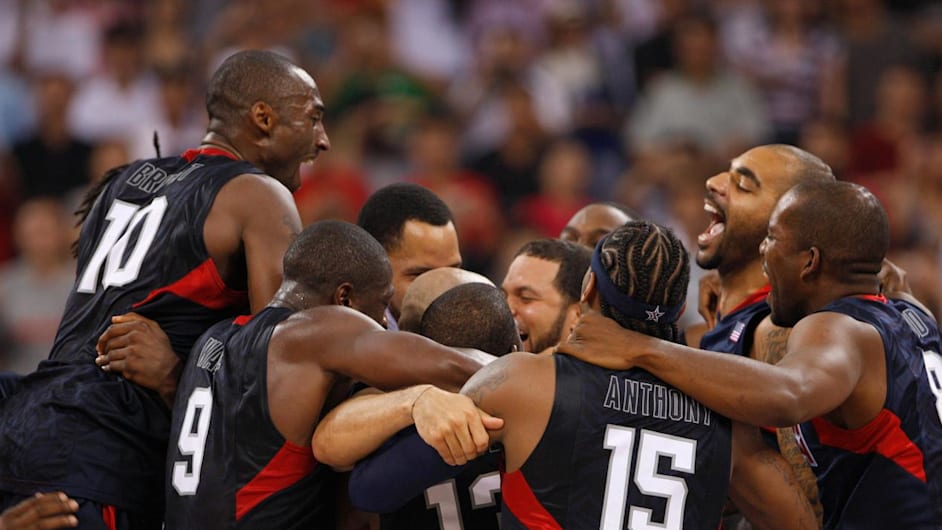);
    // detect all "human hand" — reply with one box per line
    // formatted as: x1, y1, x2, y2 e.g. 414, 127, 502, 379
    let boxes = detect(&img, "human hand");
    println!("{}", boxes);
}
0, 492, 78, 530
878, 258, 911, 297
411, 387, 503, 466
556, 310, 639, 370
698, 271, 721, 329
96, 313, 181, 406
